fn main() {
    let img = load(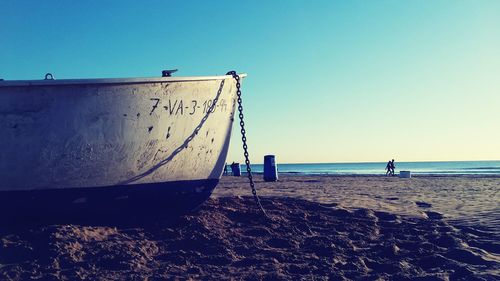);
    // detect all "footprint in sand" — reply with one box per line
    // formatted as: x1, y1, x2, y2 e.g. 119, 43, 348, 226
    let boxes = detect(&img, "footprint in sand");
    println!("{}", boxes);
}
319, 202, 338, 208
425, 211, 444, 220
374, 211, 400, 222
444, 248, 493, 266
415, 201, 432, 208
